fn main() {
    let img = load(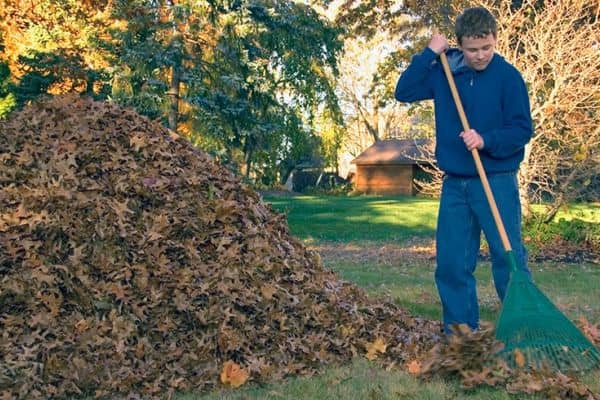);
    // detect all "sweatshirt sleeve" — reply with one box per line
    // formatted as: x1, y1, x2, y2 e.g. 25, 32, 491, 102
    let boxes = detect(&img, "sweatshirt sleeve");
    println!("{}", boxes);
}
480, 68, 533, 159
394, 47, 438, 103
